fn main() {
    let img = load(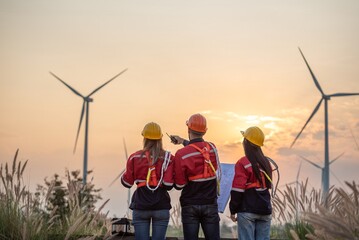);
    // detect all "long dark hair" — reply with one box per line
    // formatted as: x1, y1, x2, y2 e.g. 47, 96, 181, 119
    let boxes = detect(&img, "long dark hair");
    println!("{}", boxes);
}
141, 138, 165, 165
243, 138, 272, 188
